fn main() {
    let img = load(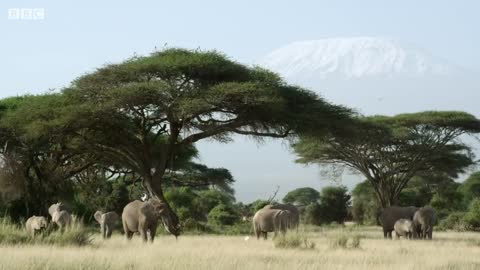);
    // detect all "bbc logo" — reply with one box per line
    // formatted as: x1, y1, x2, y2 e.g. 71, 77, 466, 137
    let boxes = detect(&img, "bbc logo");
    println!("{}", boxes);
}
8, 8, 45, 20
